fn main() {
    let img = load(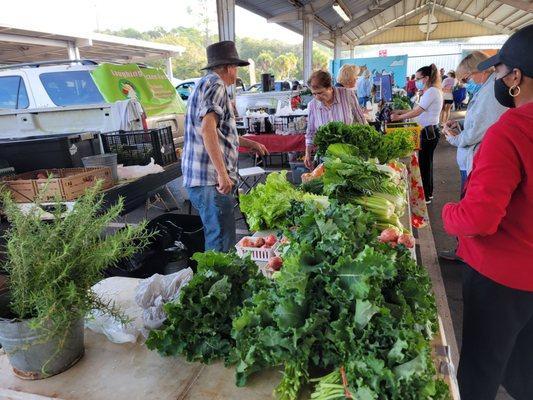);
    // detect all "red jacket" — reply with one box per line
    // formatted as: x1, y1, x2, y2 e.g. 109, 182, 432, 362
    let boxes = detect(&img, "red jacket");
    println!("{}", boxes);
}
442, 102, 533, 291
